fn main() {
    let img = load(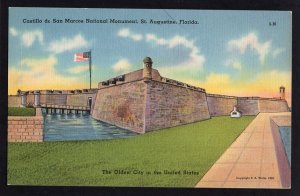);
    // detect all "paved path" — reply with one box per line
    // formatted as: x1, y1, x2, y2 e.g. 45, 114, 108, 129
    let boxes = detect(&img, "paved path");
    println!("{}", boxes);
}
196, 112, 291, 188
